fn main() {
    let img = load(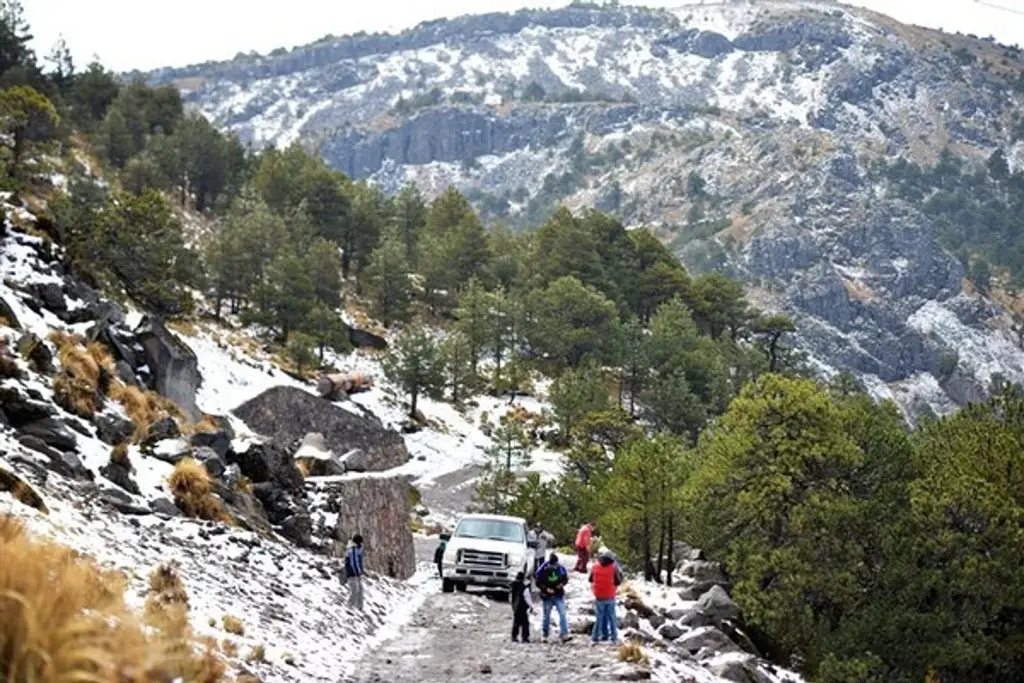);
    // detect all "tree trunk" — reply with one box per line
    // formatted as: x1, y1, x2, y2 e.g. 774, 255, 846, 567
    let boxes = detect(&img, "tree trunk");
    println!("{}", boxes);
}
655, 523, 666, 585
410, 384, 419, 418
642, 516, 653, 581
666, 515, 675, 586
